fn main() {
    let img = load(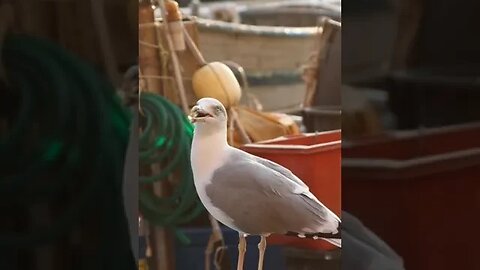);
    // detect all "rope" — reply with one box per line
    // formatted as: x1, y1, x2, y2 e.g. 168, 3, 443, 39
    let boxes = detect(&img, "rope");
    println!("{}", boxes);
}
139, 21, 172, 99
0, 33, 135, 269
139, 92, 204, 244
